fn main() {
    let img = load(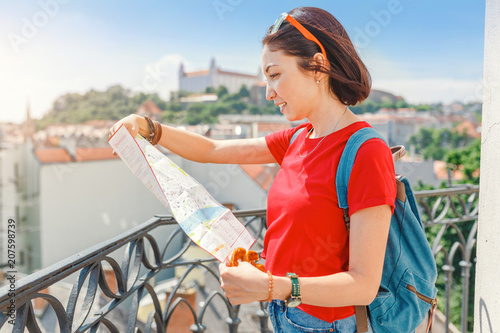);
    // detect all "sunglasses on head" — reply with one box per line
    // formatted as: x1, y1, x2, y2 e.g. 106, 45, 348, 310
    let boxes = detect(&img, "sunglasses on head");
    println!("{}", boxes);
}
271, 12, 328, 62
